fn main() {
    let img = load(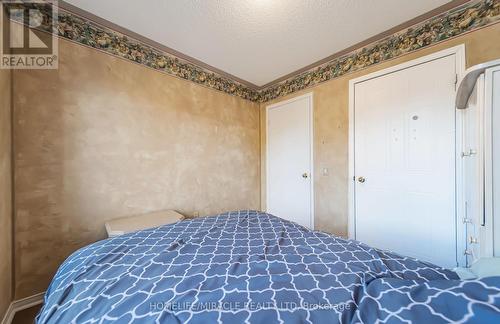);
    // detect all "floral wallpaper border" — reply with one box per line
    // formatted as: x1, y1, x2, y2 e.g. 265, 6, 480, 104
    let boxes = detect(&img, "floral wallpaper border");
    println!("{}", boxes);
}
9, 0, 500, 103
259, 0, 500, 102
10, 1, 261, 101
